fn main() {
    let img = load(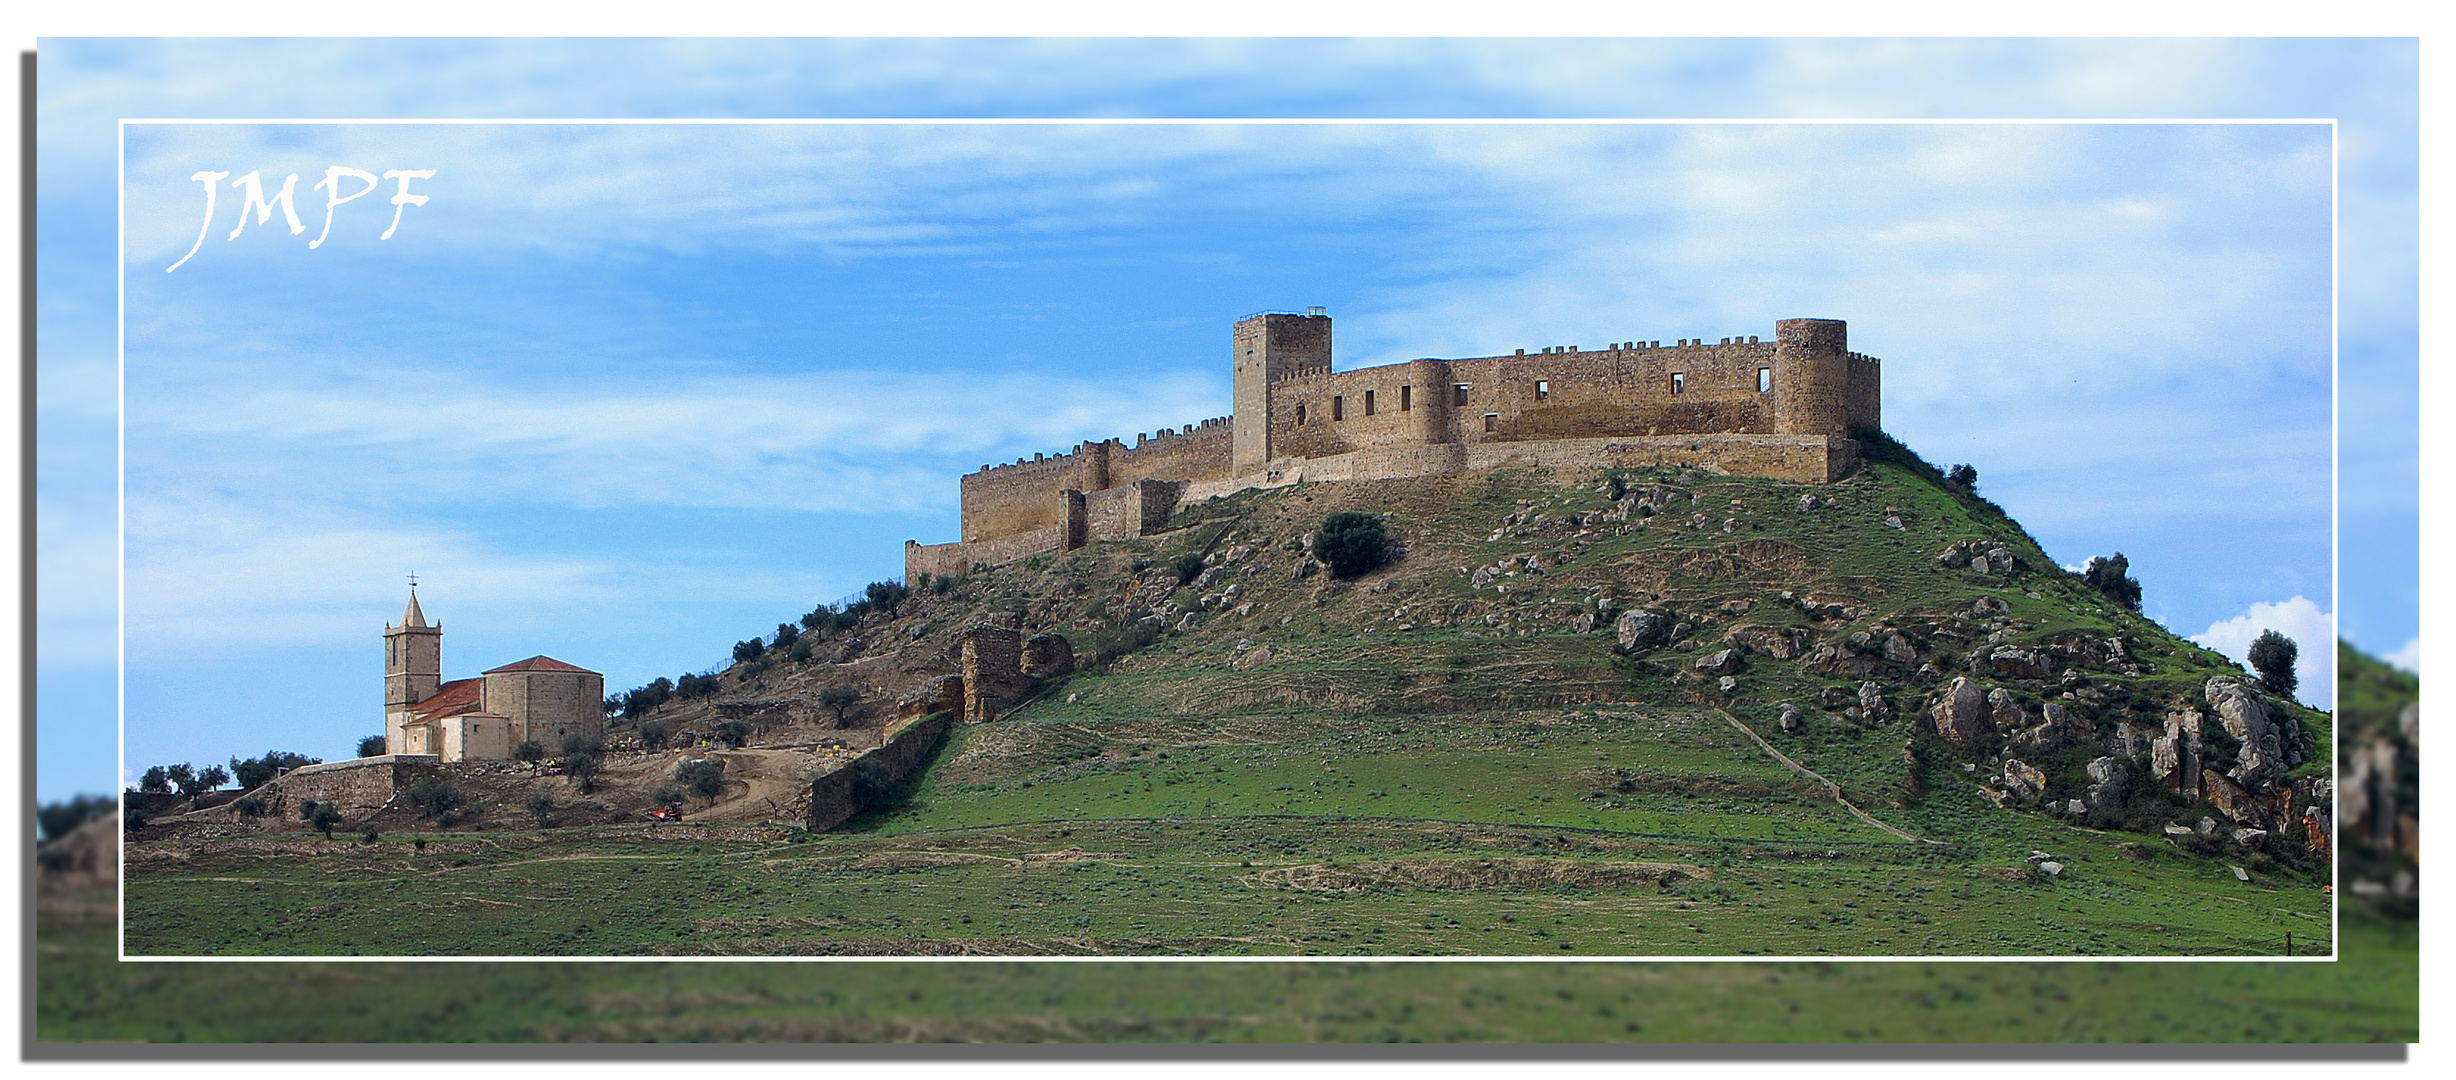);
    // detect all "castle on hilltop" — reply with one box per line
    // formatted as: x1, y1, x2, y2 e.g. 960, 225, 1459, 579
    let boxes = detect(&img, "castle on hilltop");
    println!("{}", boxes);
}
382, 589, 604, 762
907, 312, 1880, 580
